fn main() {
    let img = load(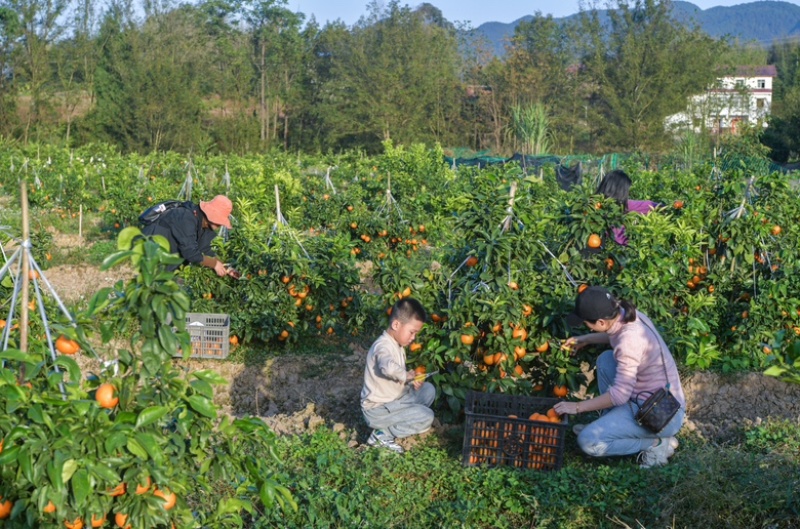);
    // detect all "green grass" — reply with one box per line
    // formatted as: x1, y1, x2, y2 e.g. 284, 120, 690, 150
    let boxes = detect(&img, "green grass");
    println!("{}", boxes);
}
239, 422, 799, 529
